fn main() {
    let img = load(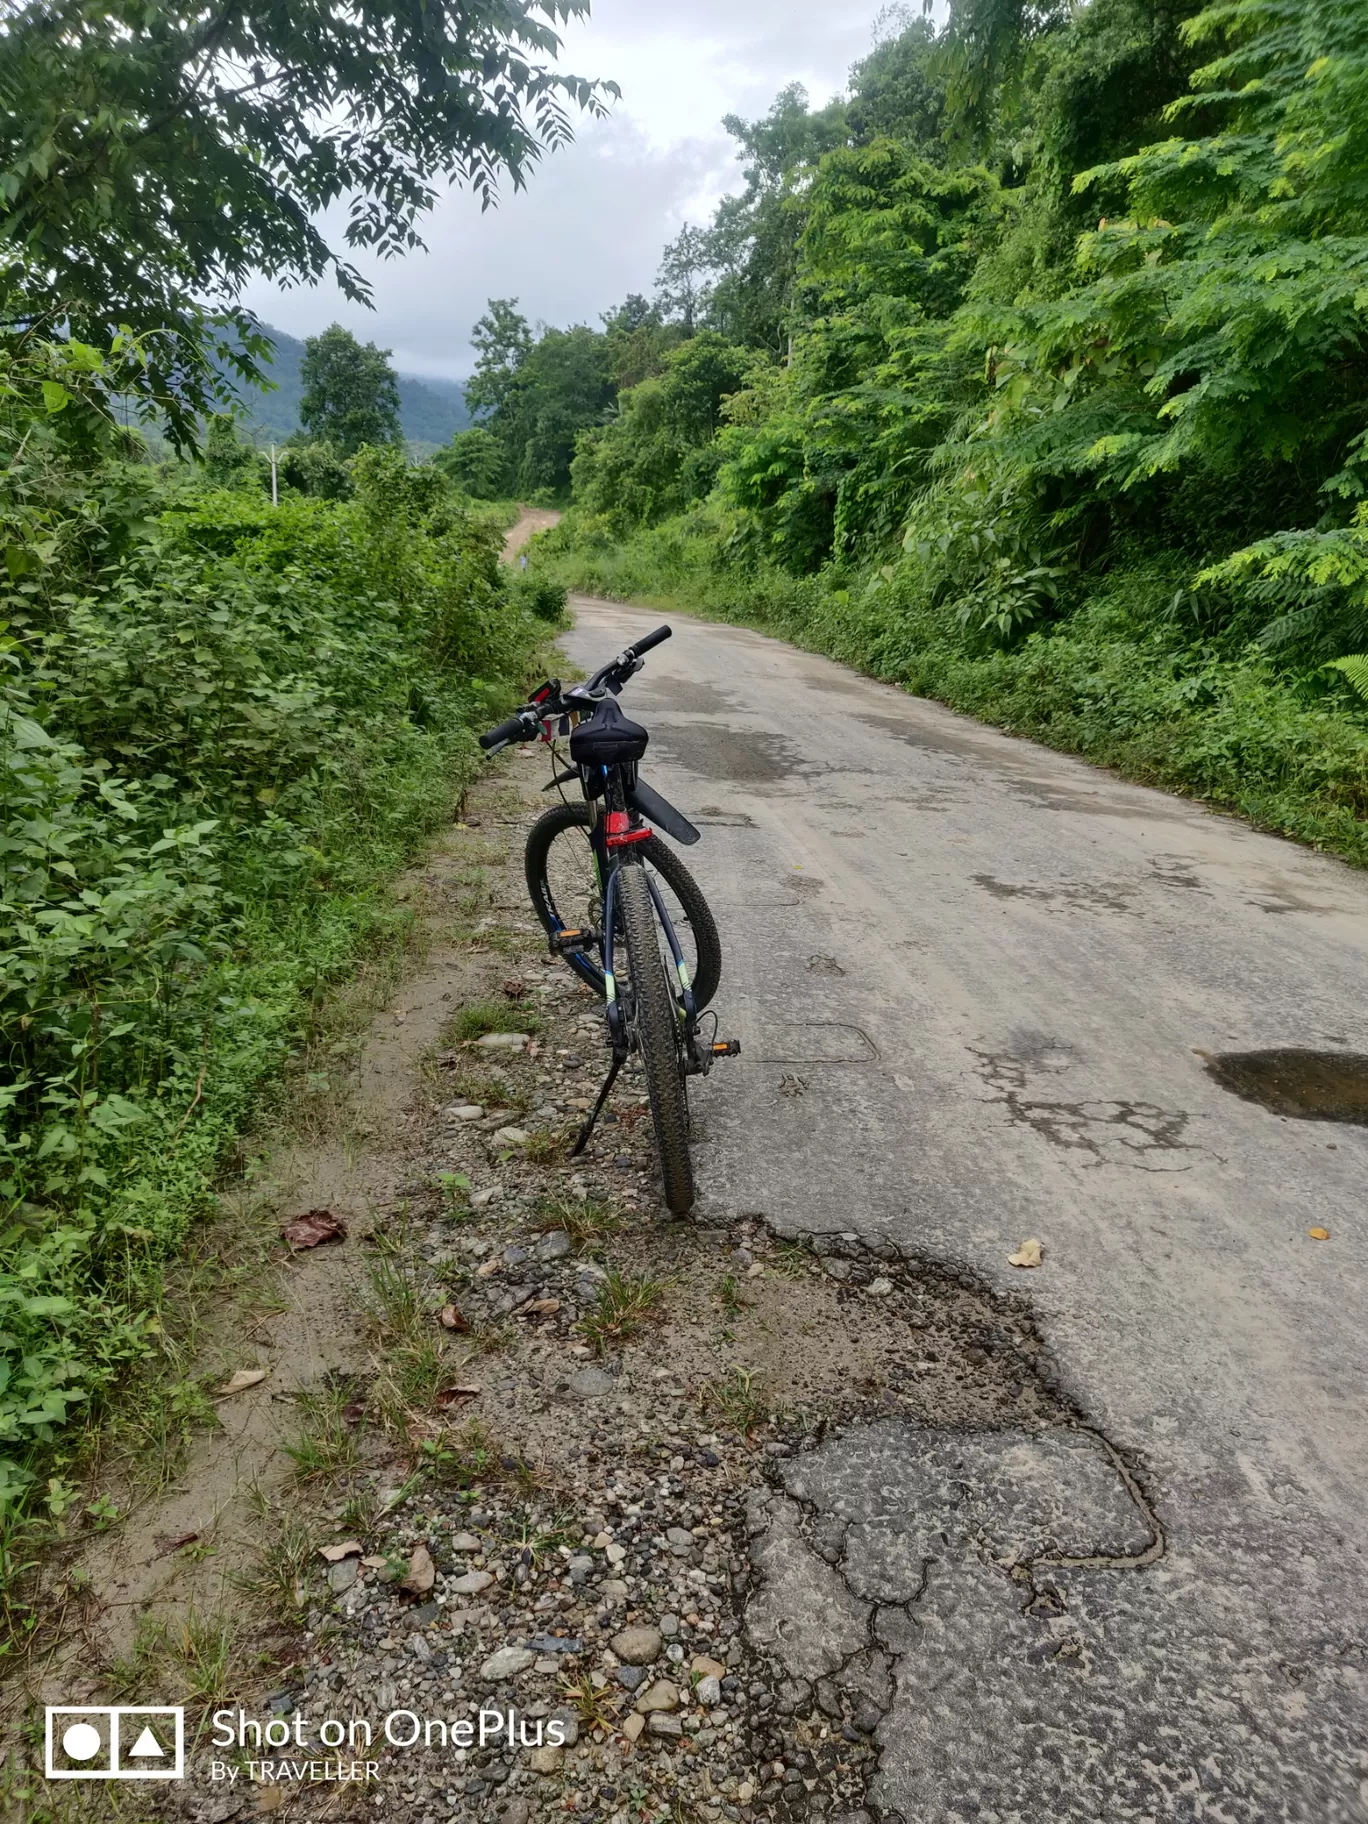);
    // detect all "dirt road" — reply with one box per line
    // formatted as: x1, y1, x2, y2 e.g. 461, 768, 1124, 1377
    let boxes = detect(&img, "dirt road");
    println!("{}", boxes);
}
562, 596, 1368, 1824
502, 507, 561, 560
